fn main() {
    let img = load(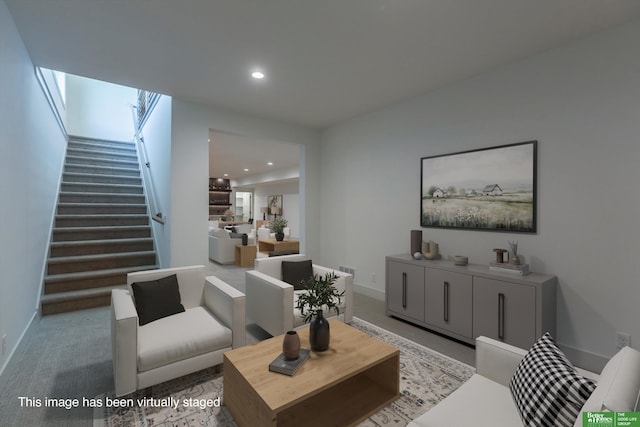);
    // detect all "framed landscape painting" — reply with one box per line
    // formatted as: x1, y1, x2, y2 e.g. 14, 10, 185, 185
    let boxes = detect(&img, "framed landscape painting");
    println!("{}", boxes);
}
421, 141, 537, 233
